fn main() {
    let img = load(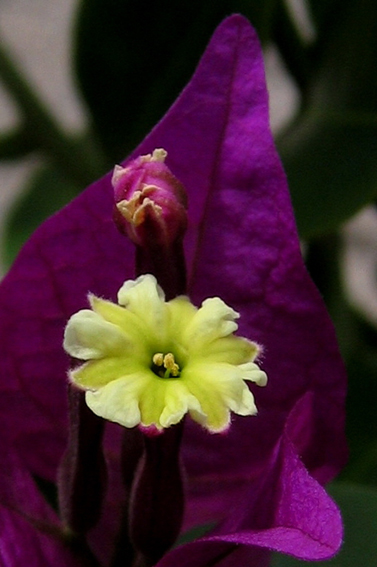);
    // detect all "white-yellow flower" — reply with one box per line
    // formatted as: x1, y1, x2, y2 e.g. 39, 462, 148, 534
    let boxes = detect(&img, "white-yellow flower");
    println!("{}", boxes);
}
63, 274, 267, 433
